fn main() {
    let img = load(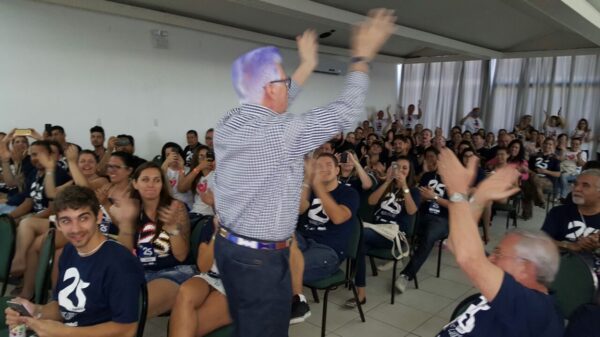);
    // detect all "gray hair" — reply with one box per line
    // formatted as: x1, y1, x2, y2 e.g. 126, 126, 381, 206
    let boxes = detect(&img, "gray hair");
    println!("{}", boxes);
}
231, 46, 282, 105
510, 230, 560, 288
580, 169, 600, 190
